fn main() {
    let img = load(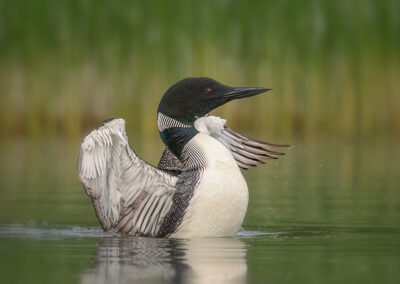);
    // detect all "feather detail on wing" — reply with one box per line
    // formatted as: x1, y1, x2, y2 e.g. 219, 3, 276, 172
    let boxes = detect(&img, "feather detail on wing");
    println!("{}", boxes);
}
78, 118, 178, 235
194, 116, 289, 170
